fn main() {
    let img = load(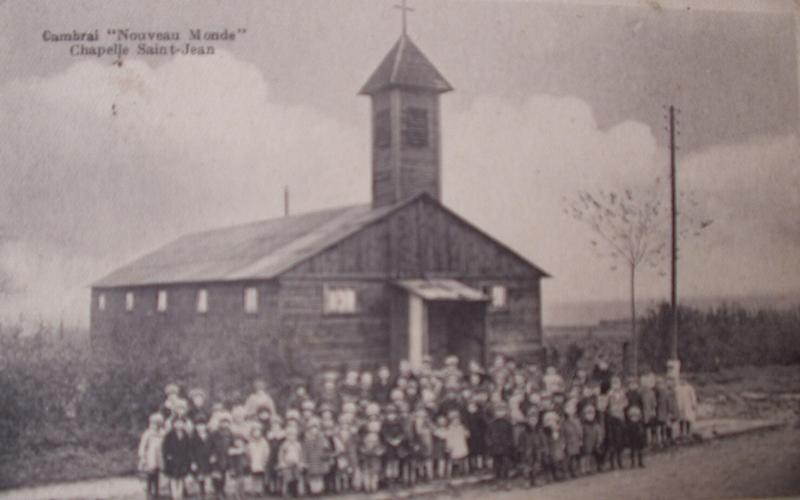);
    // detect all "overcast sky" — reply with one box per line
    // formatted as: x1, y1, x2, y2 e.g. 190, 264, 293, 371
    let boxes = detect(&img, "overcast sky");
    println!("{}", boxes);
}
0, 0, 797, 326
